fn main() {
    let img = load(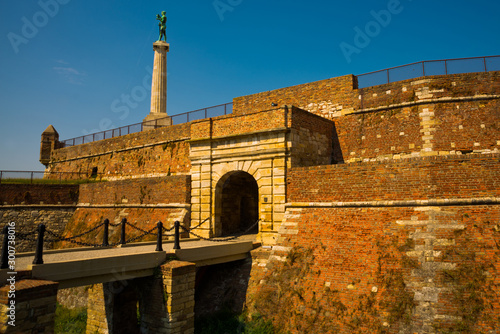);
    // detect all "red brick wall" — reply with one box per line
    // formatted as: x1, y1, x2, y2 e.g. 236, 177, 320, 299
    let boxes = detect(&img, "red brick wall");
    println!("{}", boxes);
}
48, 123, 191, 178
287, 154, 500, 202
289, 107, 335, 167
232, 71, 500, 164
252, 153, 500, 332
0, 184, 78, 205
266, 206, 500, 333
232, 75, 357, 115
58, 176, 191, 247
79, 175, 190, 205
